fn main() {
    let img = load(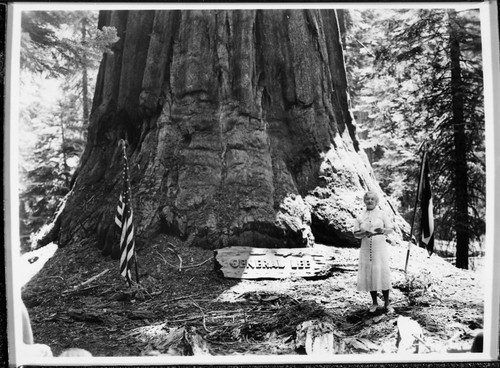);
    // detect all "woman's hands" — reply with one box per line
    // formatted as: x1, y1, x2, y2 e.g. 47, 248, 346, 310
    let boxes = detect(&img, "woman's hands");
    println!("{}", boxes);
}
354, 228, 386, 239
354, 230, 368, 239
